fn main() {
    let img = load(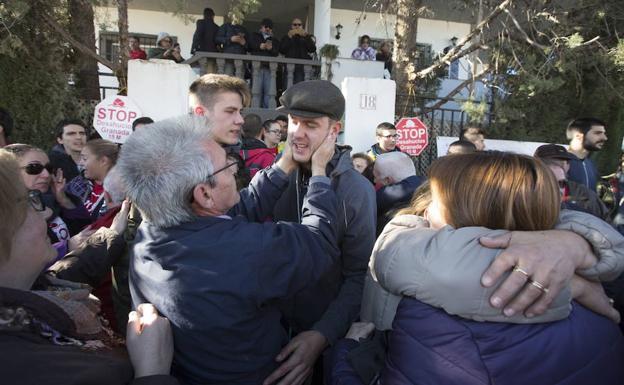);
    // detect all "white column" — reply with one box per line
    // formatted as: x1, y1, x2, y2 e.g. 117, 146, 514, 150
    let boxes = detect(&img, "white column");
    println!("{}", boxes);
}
313, 0, 332, 49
